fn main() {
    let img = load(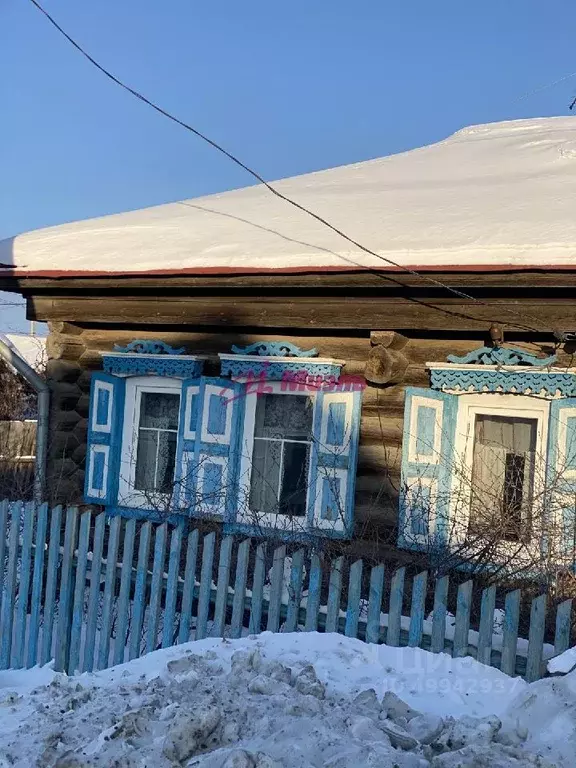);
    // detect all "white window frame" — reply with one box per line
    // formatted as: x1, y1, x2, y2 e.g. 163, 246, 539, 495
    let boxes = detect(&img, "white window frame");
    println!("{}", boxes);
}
237, 381, 316, 531
118, 376, 182, 510
451, 393, 550, 549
